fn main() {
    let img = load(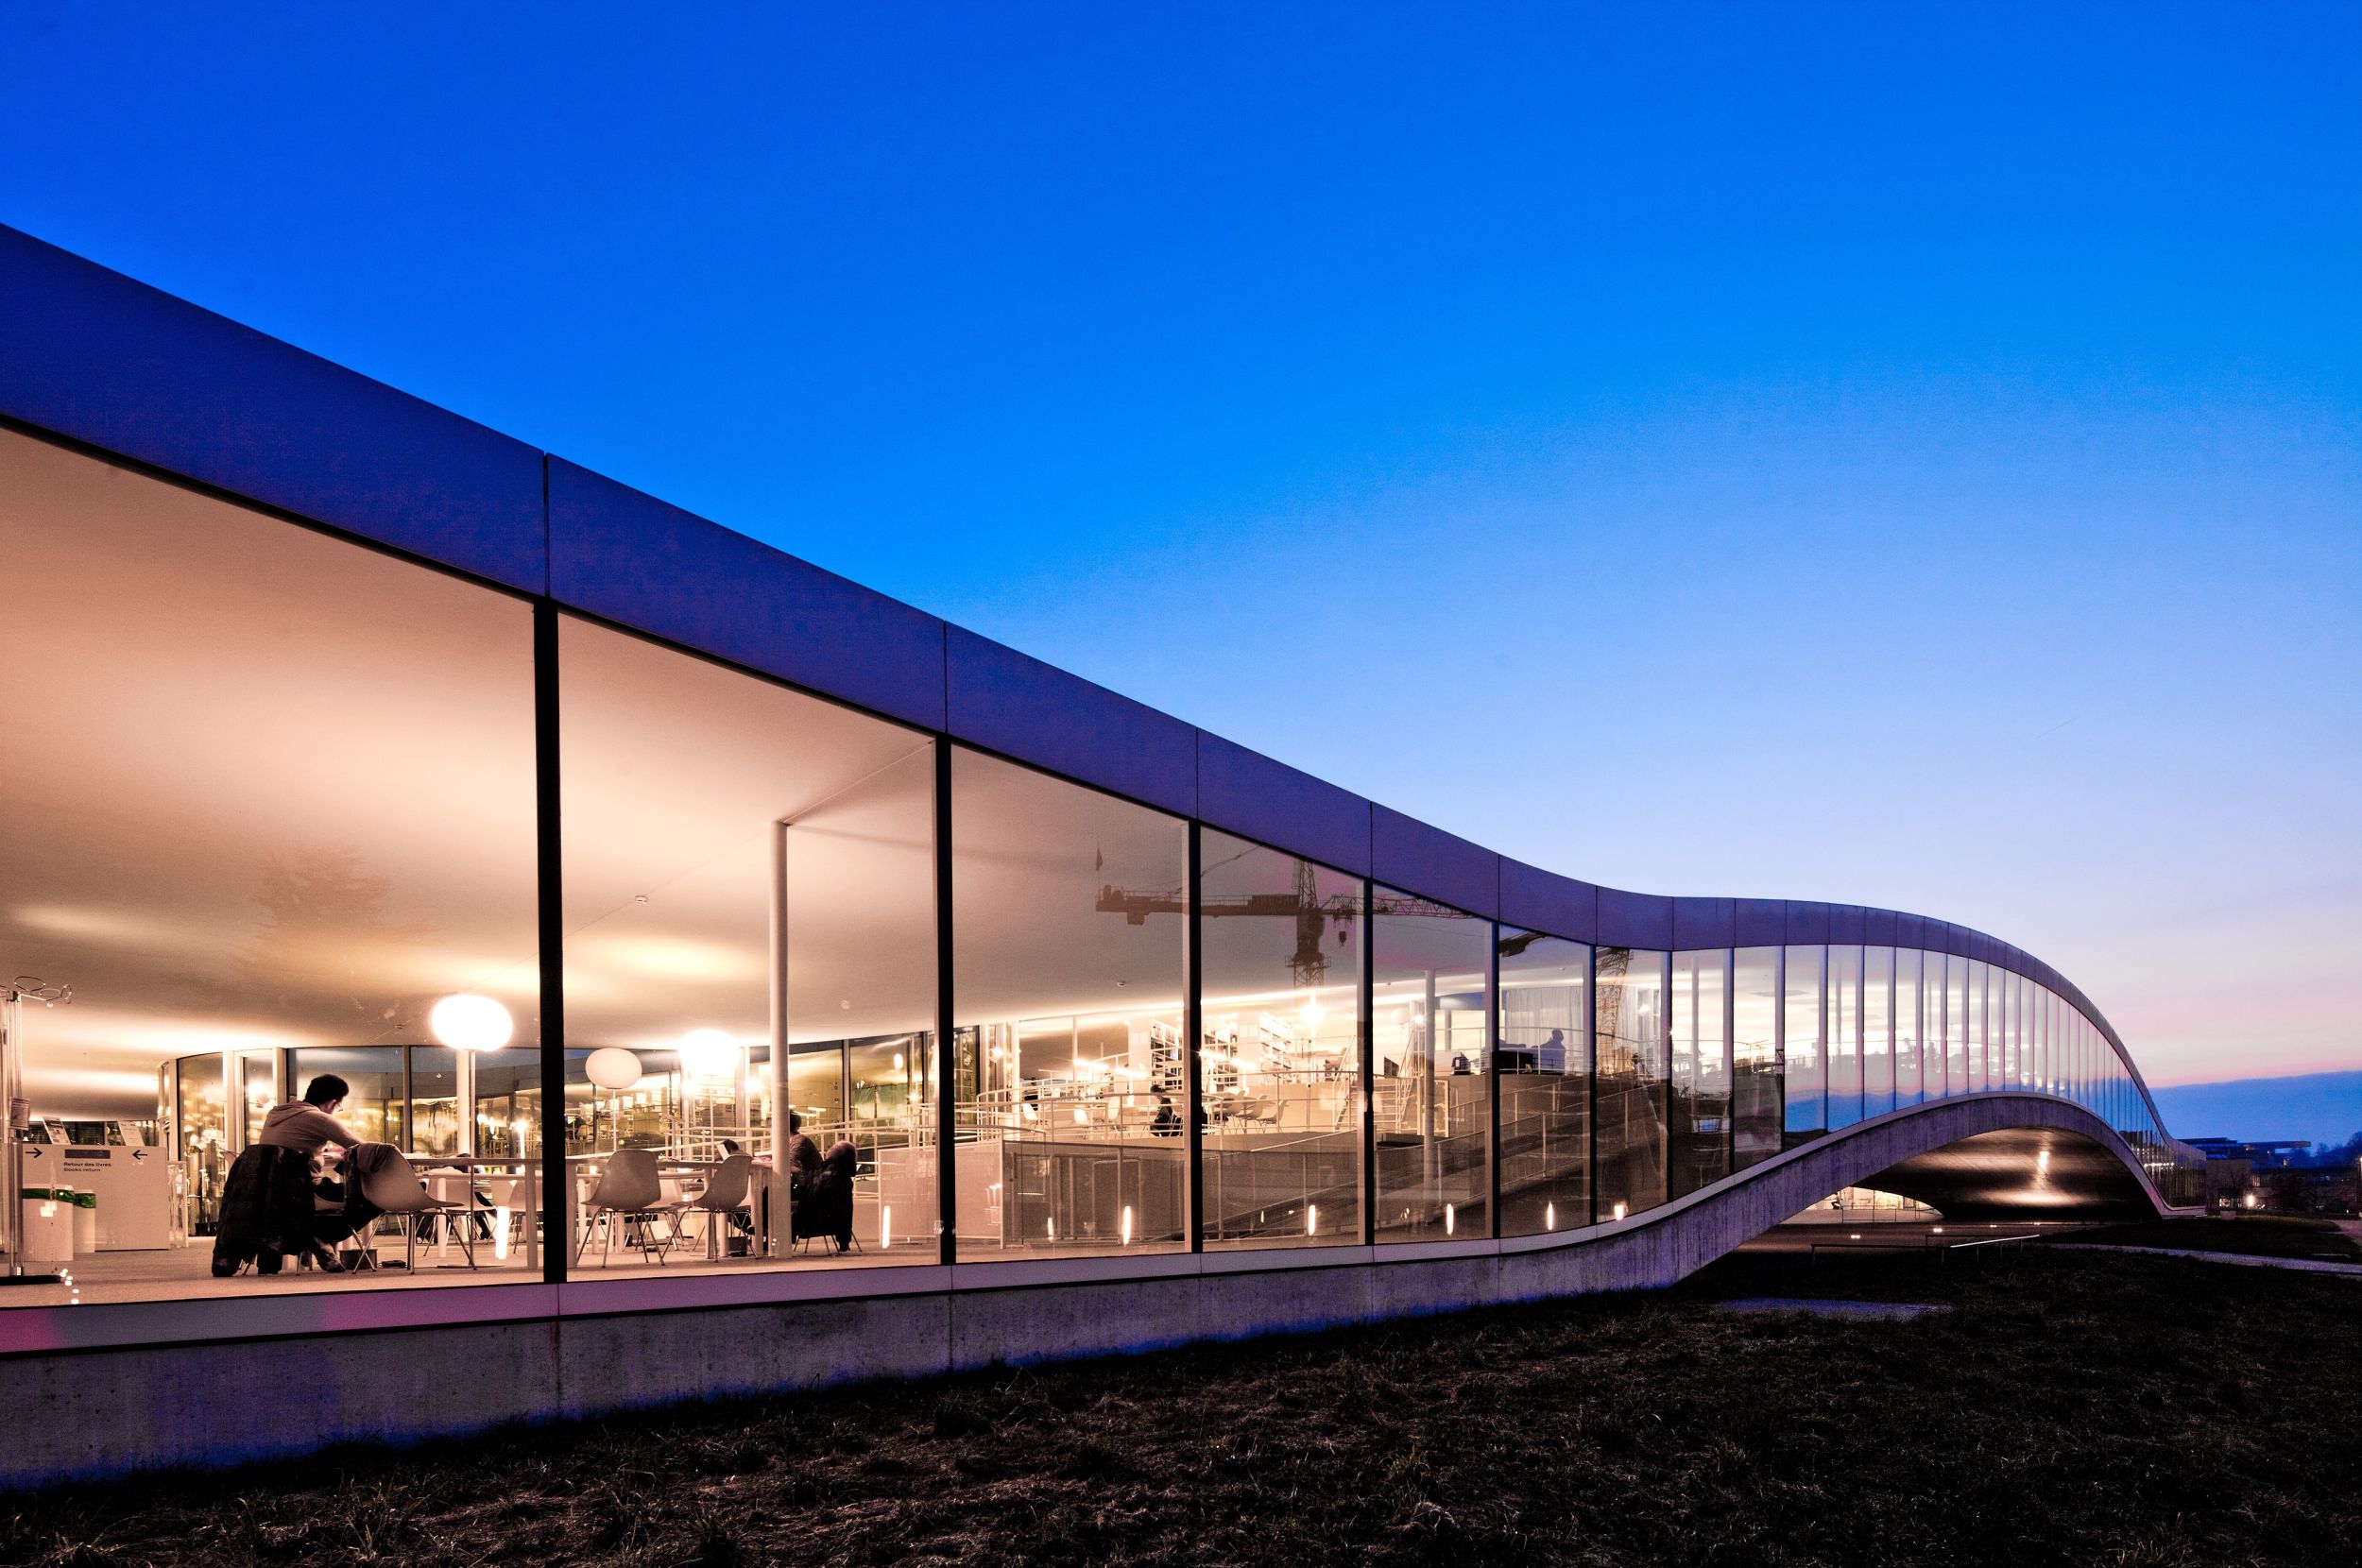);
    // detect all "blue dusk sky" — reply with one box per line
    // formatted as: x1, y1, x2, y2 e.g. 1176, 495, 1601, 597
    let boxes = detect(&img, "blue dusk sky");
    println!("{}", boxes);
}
4, 5, 2356, 1127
